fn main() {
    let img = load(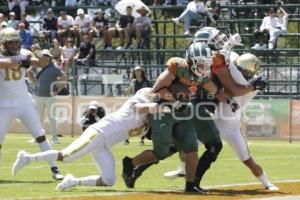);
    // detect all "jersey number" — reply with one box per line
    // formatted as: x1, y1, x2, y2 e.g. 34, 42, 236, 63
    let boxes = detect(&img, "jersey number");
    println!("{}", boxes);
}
4, 68, 22, 81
